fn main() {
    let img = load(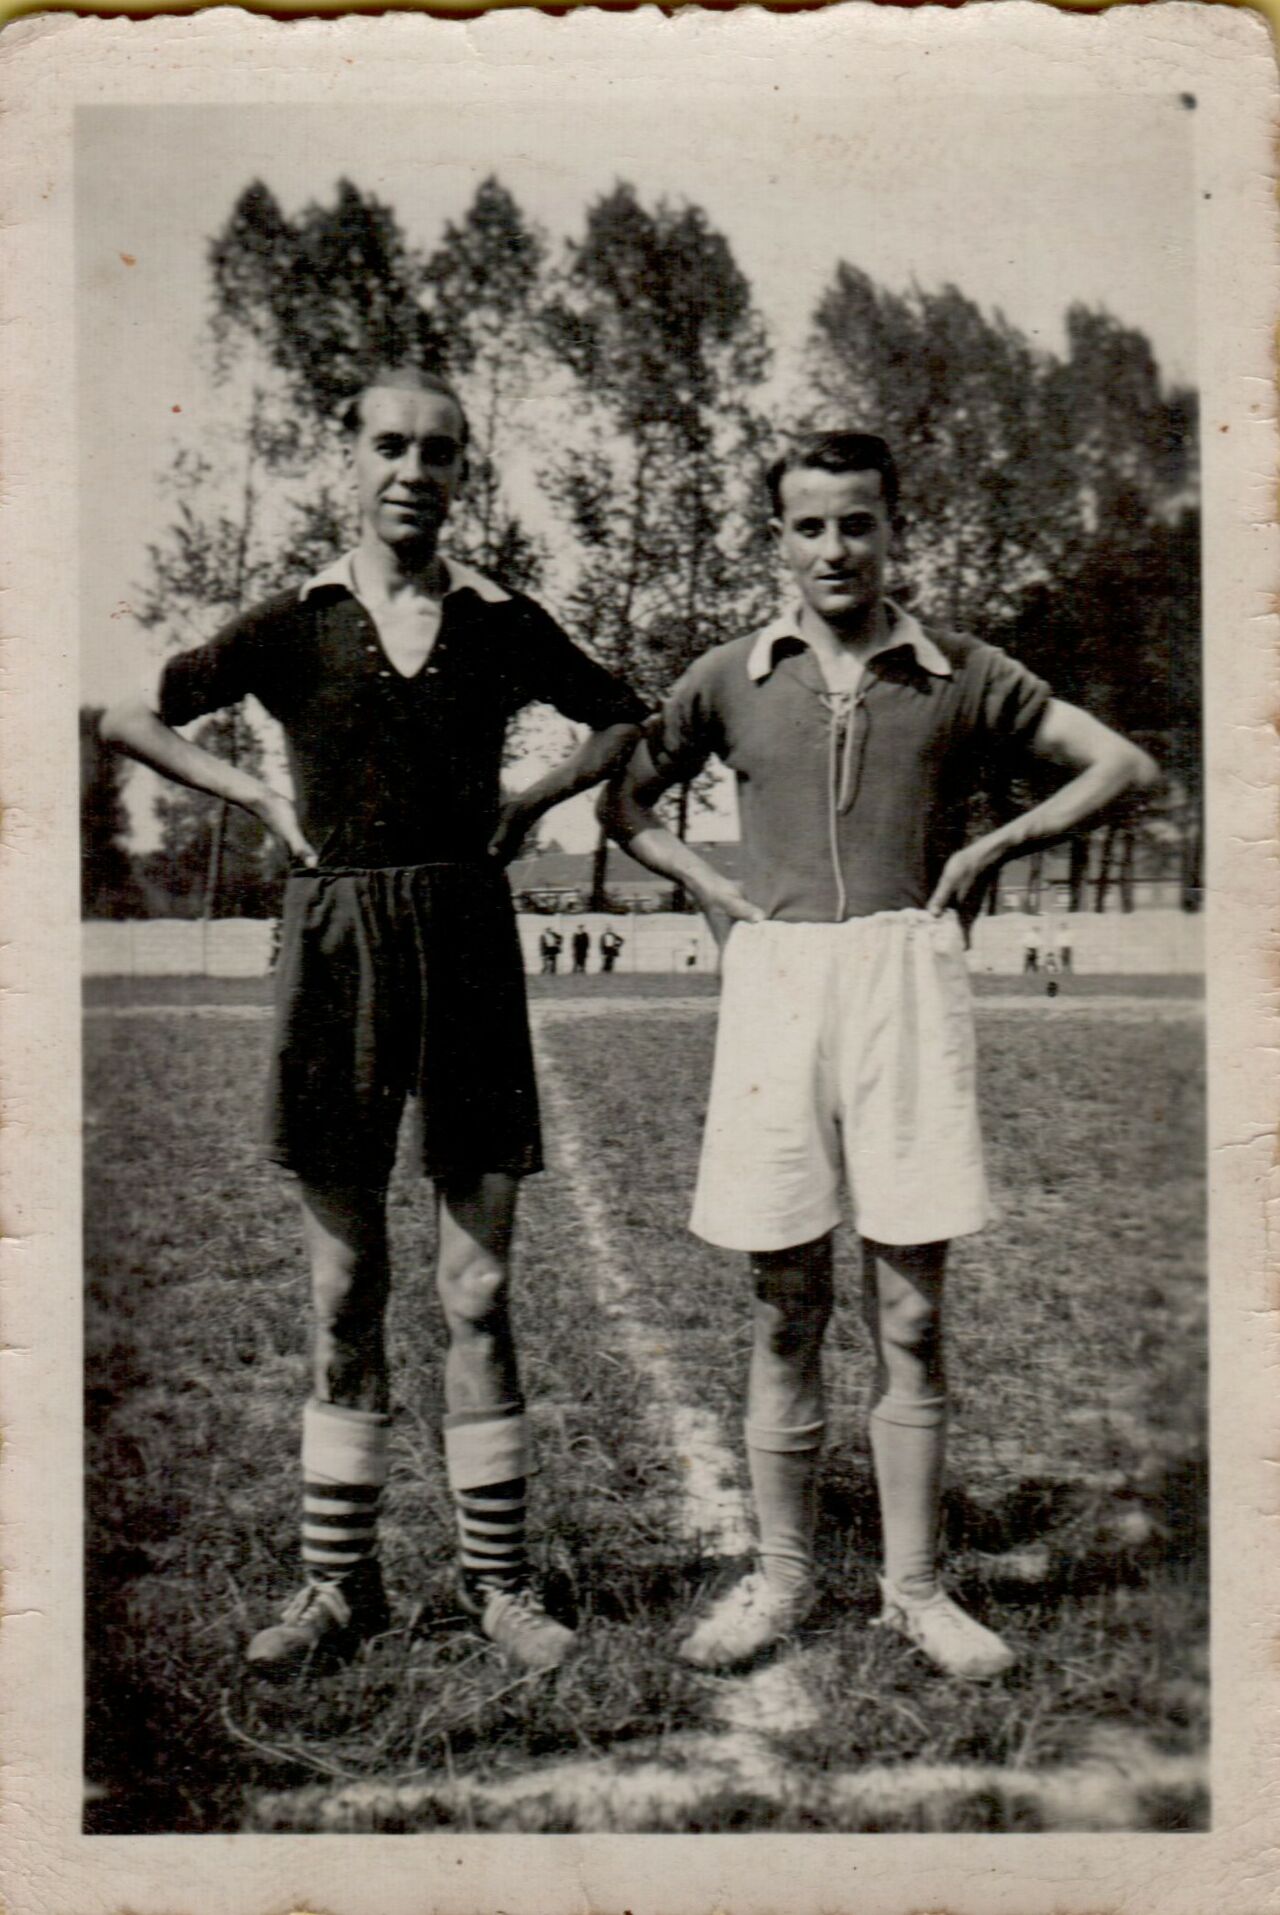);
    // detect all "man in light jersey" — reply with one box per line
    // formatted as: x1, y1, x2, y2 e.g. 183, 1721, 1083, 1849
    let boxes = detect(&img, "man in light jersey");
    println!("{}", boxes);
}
604, 430, 1156, 1677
